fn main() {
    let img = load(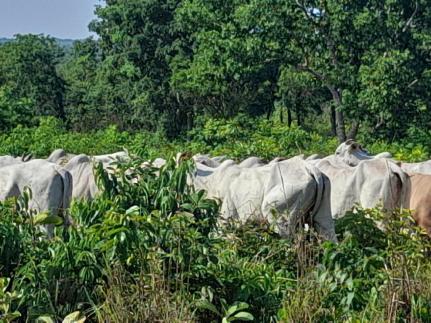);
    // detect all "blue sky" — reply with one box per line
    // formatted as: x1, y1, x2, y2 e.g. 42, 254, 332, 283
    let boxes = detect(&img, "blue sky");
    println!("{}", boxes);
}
0, 0, 100, 39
